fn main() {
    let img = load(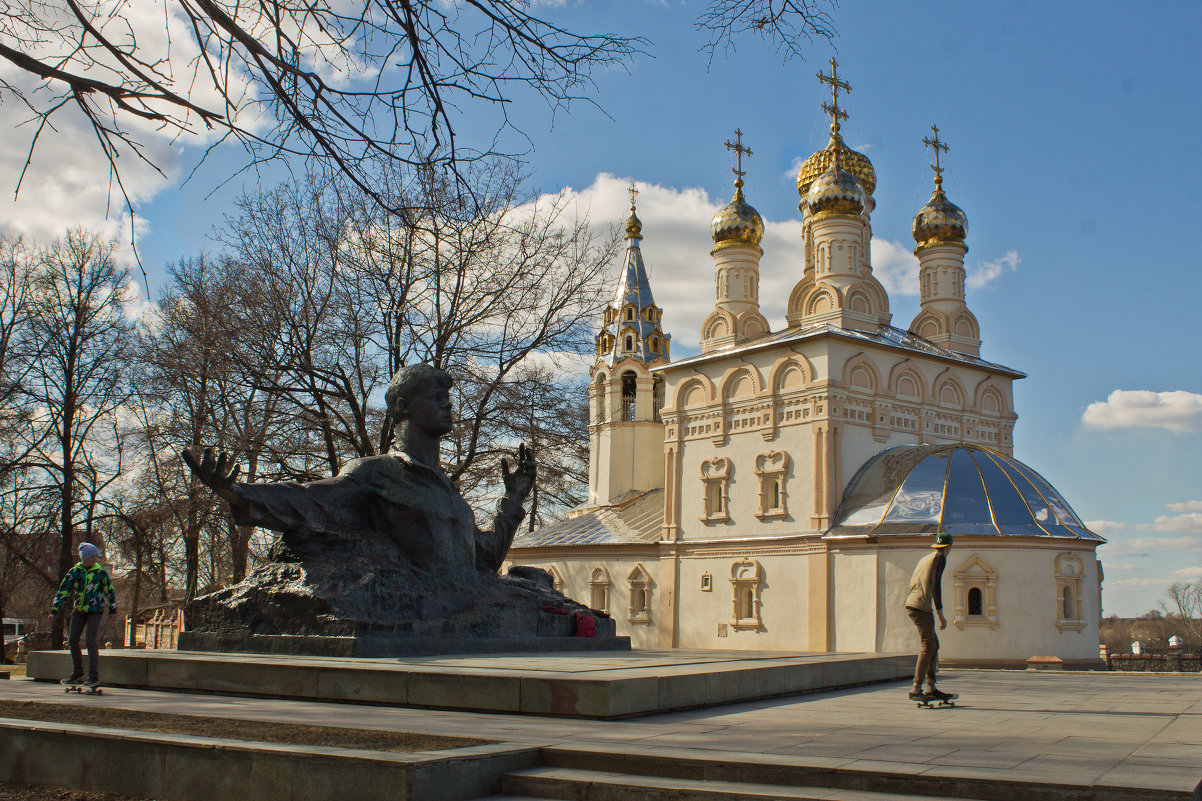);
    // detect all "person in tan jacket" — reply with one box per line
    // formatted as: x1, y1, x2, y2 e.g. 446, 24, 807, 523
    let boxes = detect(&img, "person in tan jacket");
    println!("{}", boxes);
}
905, 532, 953, 701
